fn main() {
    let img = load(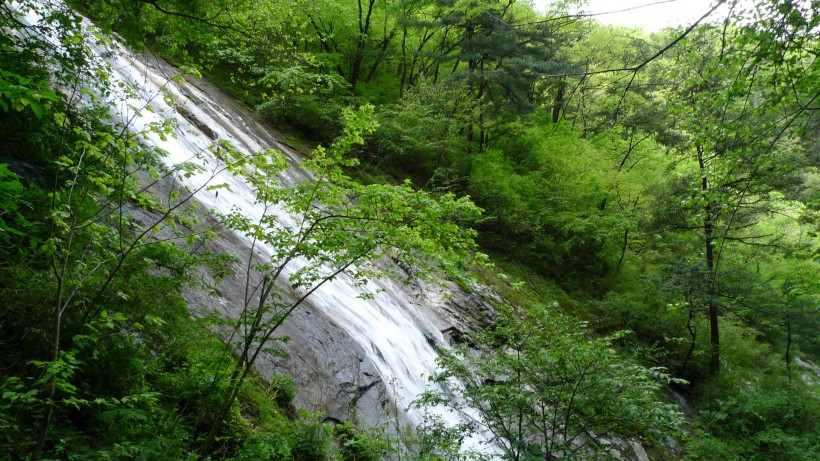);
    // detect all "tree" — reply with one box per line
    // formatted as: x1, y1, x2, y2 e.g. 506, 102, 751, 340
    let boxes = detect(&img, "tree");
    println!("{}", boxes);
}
368, 77, 484, 186
403, 0, 580, 152
0, 2, 240, 458
651, 0, 818, 376
299, 0, 402, 92
415, 304, 682, 461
